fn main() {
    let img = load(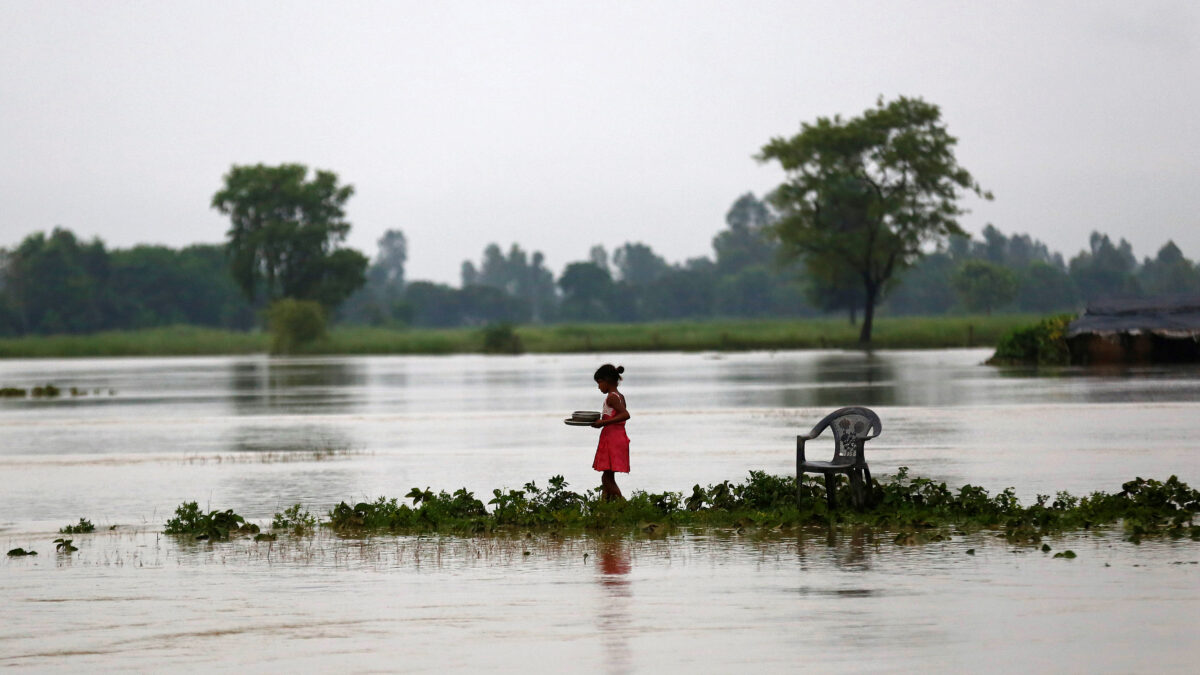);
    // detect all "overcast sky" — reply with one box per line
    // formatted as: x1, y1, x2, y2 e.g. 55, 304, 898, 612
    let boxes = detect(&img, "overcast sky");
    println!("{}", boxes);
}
2, 0, 1197, 284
